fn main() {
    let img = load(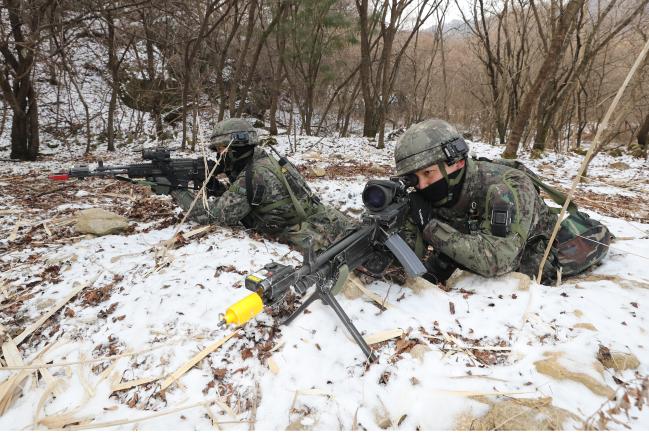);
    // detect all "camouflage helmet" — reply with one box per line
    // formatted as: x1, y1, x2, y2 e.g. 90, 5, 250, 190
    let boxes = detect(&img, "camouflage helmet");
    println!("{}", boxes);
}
209, 118, 258, 150
394, 119, 469, 176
